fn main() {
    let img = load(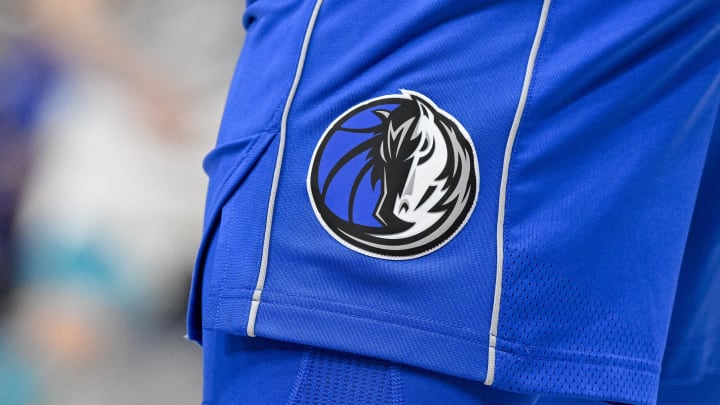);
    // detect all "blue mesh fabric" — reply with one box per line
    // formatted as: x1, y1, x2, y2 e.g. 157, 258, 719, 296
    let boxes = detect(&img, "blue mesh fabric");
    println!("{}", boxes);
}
288, 349, 402, 405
